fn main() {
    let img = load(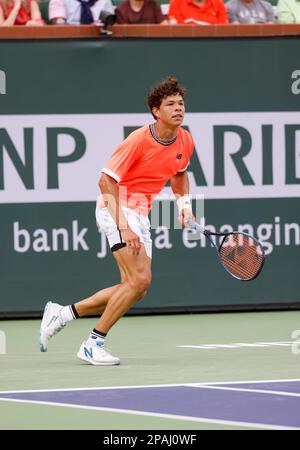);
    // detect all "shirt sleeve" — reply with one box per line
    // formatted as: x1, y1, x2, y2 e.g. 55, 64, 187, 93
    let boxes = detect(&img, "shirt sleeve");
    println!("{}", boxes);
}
102, 132, 143, 182
277, 0, 295, 23
226, 2, 239, 23
48, 0, 66, 20
216, 0, 228, 24
265, 3, 275, 22
104, 0, 115, 14
168, 0, 184, 24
